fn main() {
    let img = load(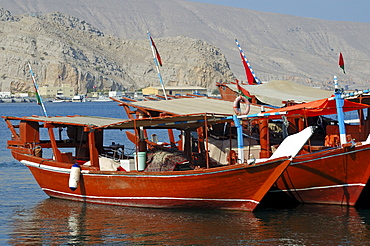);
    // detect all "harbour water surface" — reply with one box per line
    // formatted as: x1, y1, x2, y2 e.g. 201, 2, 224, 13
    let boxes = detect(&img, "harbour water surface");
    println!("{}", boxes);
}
1, 102, 370, 245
